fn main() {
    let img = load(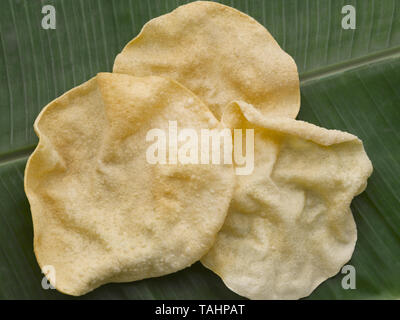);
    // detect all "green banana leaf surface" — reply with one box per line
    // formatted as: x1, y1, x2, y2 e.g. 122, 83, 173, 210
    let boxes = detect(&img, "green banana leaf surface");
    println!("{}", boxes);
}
0, 0, 399, 299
